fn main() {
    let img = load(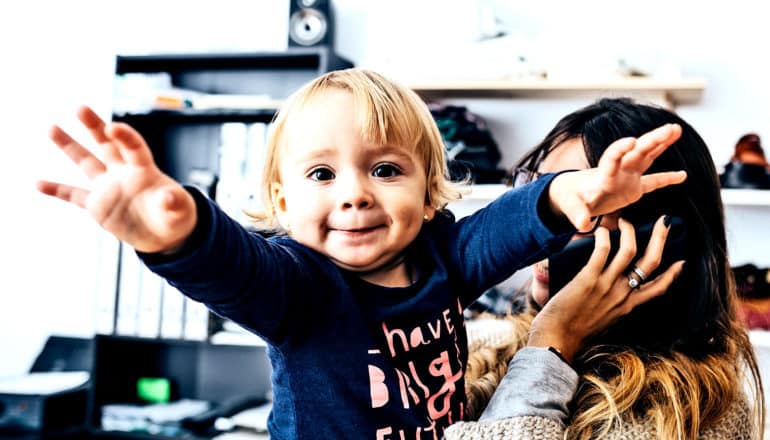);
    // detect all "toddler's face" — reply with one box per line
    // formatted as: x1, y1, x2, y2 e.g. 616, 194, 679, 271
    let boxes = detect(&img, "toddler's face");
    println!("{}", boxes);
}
272, 89, 434, 282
